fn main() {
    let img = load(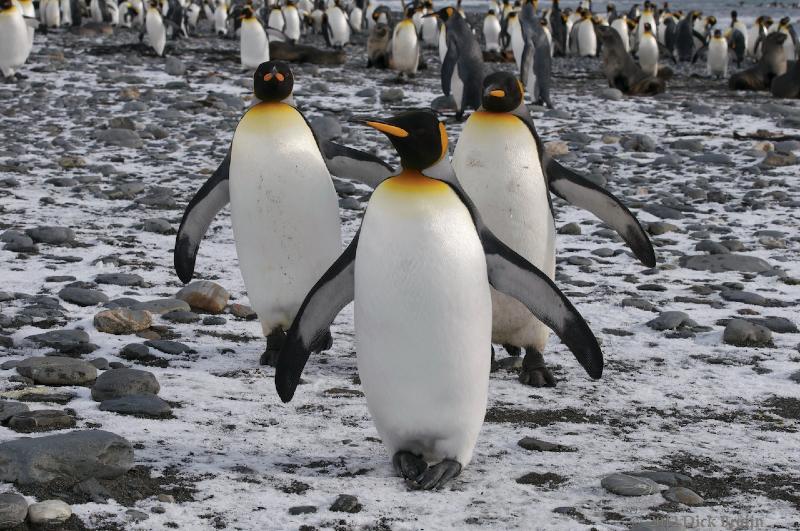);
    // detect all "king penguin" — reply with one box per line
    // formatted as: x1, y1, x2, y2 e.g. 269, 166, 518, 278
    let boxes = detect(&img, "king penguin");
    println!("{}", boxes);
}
274, 109, 604, 489
429, 7, 485, 121
0, 0, 30, 79
144, 0, 167, 56
323, 0, 350, 48
175, 61, 393, 366
390, 7, 420, 77
707, 29, 728, 78
451, 72, 655, 386
483, 8, 502, 53
638, 22, 659, 77
239, 5, 269, 68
